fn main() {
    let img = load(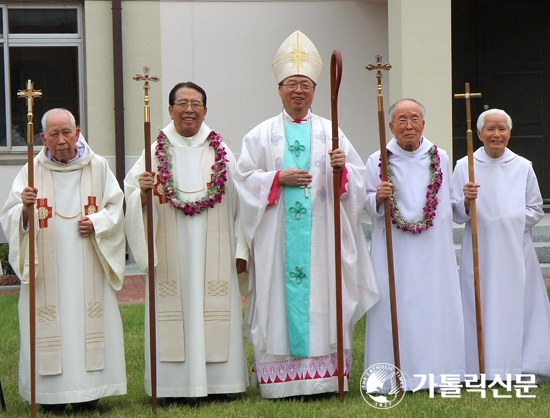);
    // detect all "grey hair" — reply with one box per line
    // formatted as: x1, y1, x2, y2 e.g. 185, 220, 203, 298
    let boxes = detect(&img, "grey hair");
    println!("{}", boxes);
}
388, 98, 426, 121
41, 108, 77, 133
477, 108, 512, 132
